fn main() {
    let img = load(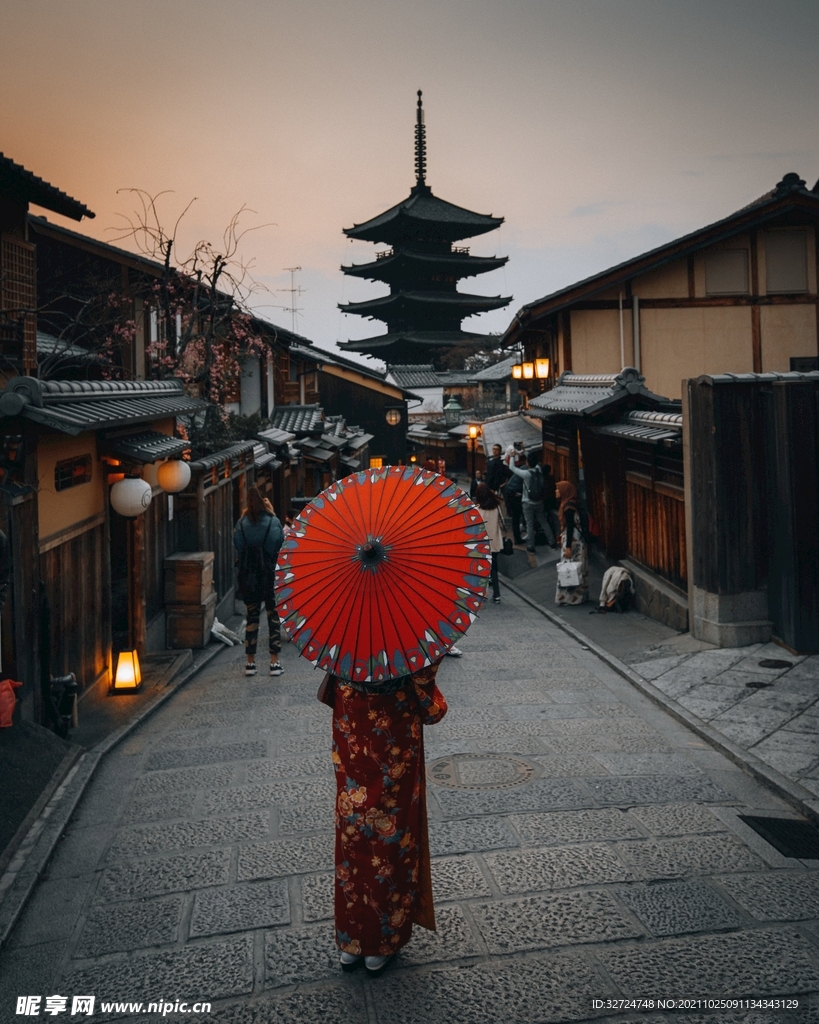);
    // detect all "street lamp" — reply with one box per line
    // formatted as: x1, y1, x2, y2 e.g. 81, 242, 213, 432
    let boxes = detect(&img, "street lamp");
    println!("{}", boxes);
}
443, 395, 462, 427
535, 357, 550, 379
112, 650, 142, 693
468, 423, 479, 485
